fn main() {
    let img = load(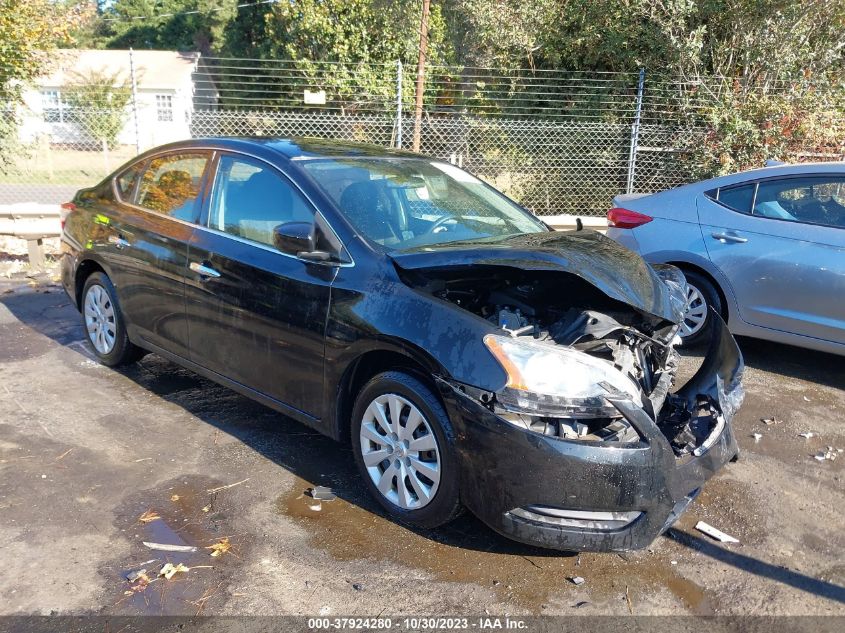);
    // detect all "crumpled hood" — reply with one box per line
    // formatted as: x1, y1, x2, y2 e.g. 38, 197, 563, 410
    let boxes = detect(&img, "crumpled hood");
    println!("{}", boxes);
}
389, 230, 680, 322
